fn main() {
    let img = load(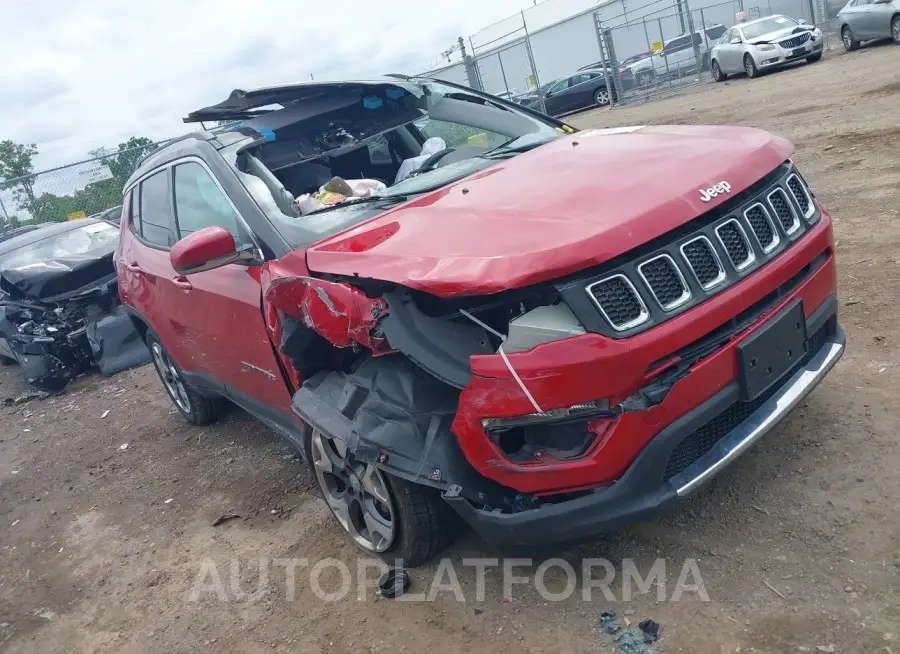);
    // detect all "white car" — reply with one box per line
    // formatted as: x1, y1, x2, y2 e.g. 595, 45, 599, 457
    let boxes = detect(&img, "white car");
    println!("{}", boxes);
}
710, 15, 824, 81
629, 24, 727, 86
